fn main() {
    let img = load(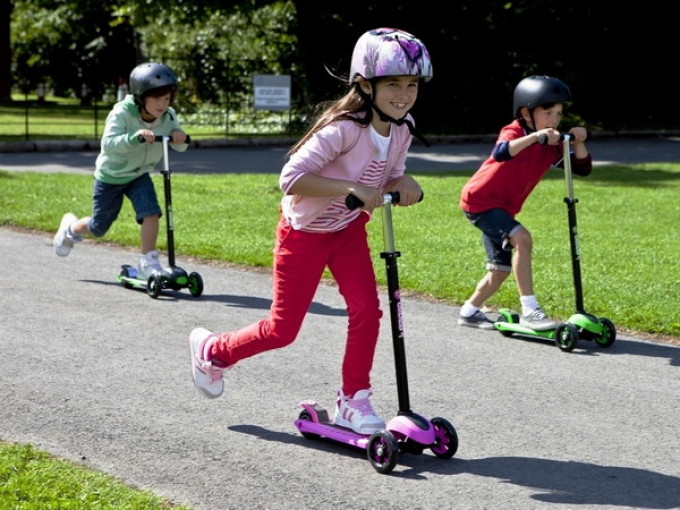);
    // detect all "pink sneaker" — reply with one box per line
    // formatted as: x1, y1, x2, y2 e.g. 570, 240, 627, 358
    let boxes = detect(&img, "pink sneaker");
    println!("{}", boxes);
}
333, 389, 385, 434
188, 327, 225, 399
